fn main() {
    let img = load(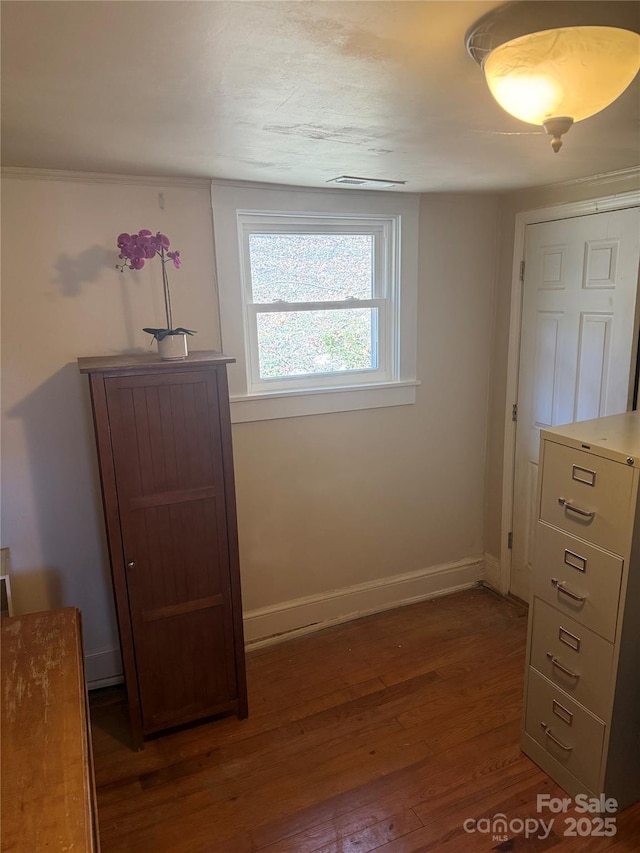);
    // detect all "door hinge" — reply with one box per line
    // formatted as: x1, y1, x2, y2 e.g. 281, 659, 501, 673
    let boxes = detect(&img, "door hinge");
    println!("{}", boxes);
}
508, 531, 513, 549
519, 260, 525, 282
512, 403, 518, 422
